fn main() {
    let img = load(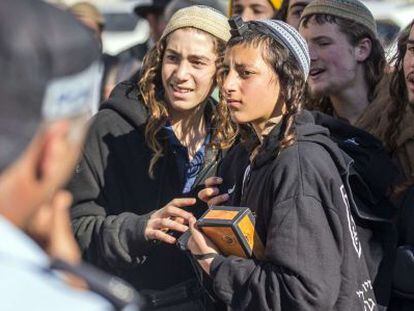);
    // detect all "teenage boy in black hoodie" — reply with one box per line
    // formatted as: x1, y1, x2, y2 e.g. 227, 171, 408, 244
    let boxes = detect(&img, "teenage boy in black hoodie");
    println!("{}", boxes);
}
68, 5, 234, 310
188, 18, 381, 311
